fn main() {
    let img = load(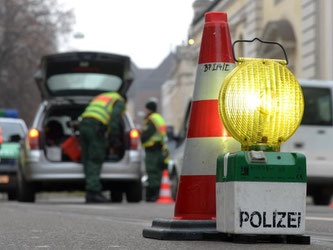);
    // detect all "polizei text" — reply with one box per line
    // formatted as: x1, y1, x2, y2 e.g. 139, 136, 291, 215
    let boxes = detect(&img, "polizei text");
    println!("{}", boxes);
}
240, 210, 302, 228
